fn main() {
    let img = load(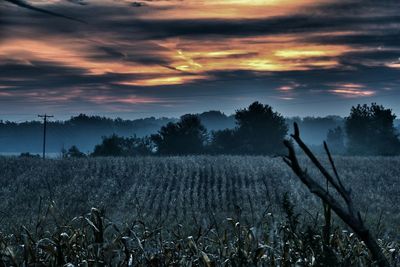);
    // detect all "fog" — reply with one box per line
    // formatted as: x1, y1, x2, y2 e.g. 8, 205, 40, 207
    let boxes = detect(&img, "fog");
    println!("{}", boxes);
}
0, 111, 359, 155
